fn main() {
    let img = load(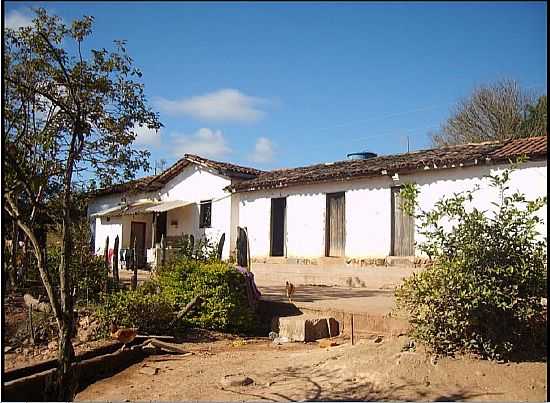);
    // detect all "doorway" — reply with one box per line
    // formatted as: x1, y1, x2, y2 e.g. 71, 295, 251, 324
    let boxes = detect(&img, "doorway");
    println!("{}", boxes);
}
270, 197, 286, 256
391, 186, 415, 256
130, 221, 147, 268
154, 212, 167, 246
325, 192, 345, 257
